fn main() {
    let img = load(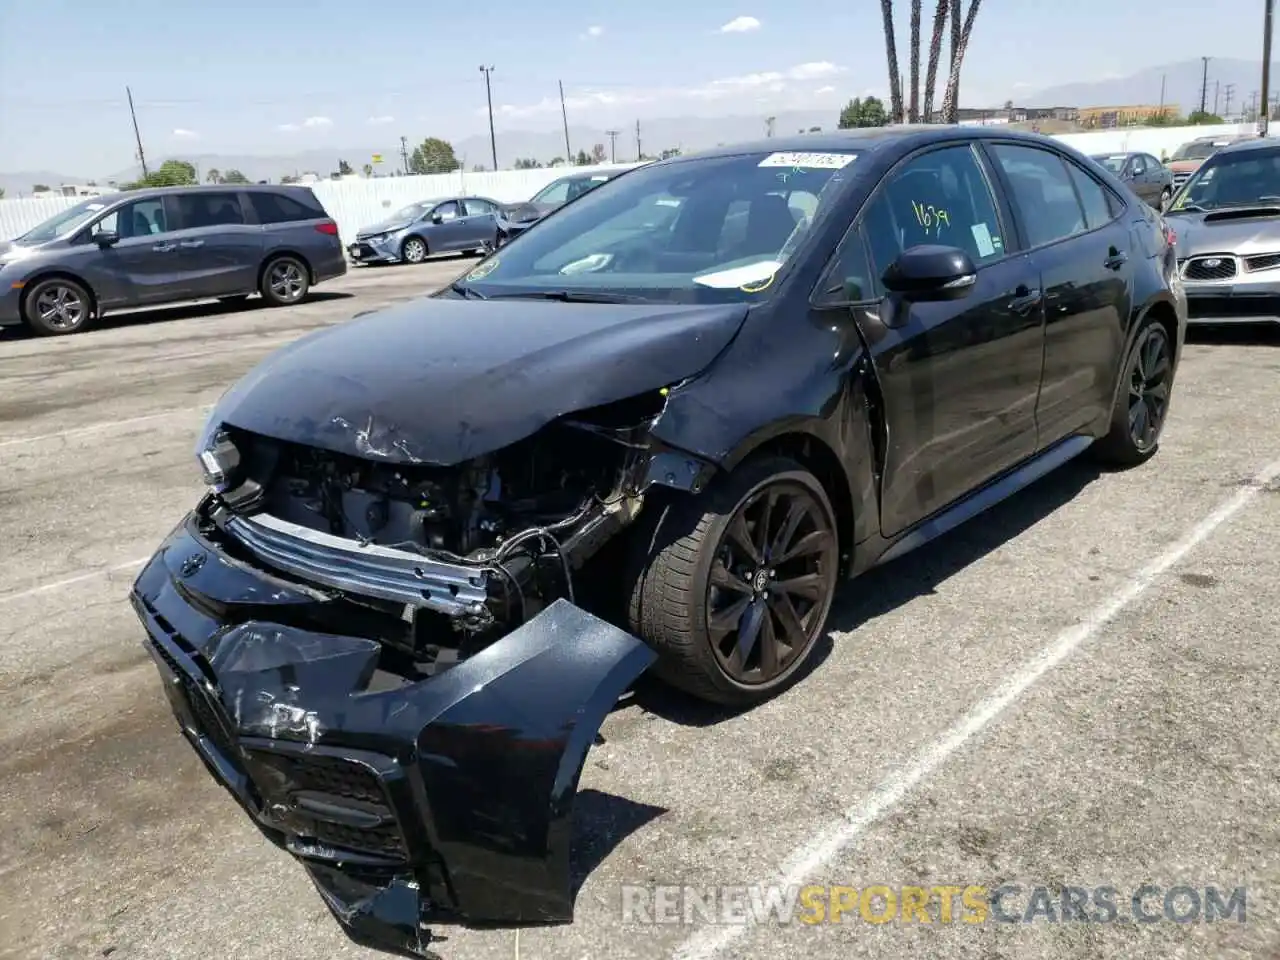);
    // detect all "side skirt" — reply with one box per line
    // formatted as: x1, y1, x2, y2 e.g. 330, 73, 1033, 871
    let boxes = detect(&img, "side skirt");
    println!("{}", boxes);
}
872, 434, 1095, 568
